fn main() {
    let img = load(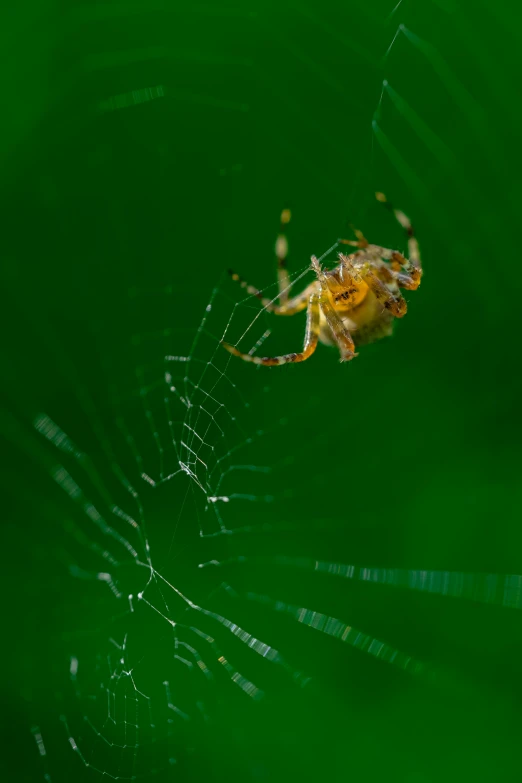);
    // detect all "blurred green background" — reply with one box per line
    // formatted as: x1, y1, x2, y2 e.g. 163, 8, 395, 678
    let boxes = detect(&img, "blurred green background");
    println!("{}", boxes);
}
2, 1, 522, 781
